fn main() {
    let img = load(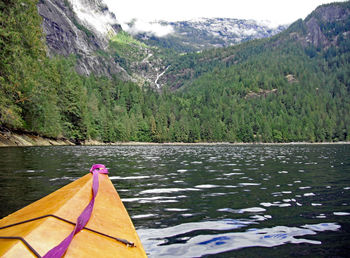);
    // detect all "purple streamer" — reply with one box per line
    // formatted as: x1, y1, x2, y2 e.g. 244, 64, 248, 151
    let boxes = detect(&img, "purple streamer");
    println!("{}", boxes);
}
43, 164, 109, 258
